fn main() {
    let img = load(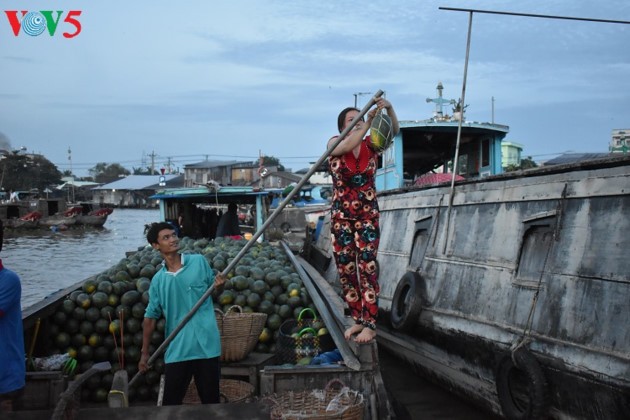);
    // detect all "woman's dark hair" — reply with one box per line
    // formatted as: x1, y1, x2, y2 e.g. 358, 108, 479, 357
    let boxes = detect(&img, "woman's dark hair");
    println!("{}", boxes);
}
337, 107, 362, 133
146, 221, 176, 245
